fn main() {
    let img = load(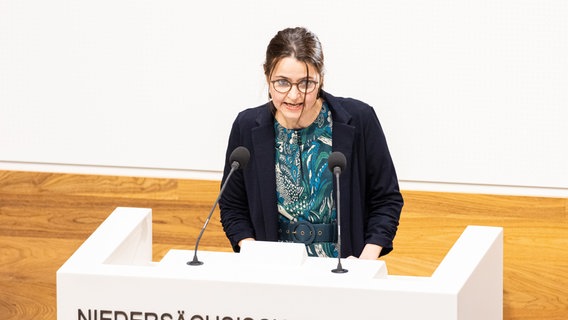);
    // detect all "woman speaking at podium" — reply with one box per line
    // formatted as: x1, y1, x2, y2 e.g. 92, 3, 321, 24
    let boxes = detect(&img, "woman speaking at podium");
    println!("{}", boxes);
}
219, 27, 403, 260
